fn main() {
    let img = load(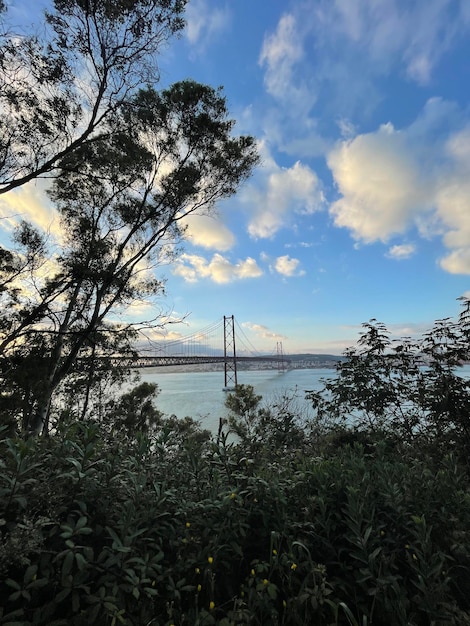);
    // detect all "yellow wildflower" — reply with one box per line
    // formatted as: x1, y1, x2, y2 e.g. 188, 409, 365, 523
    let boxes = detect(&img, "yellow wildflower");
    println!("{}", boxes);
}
251, 569, 255, 576
272, 549, 278, 555
291, 563, 297, 571
208, 556, 213, 564
209, 601, 215, 610
197, 584, 202, 592
412, 554, 418, 561
230, 492, 236, 499
195, 567, 200, 574
185, 522, 191, 528
263, 578, 269, 585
